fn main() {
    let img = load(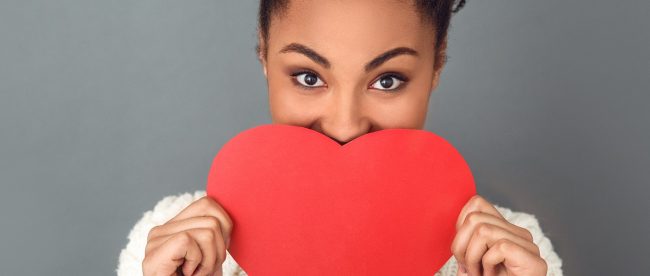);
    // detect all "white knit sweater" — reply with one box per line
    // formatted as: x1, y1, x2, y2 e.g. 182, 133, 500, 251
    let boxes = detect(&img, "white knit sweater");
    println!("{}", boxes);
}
117, 190, 563, 275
